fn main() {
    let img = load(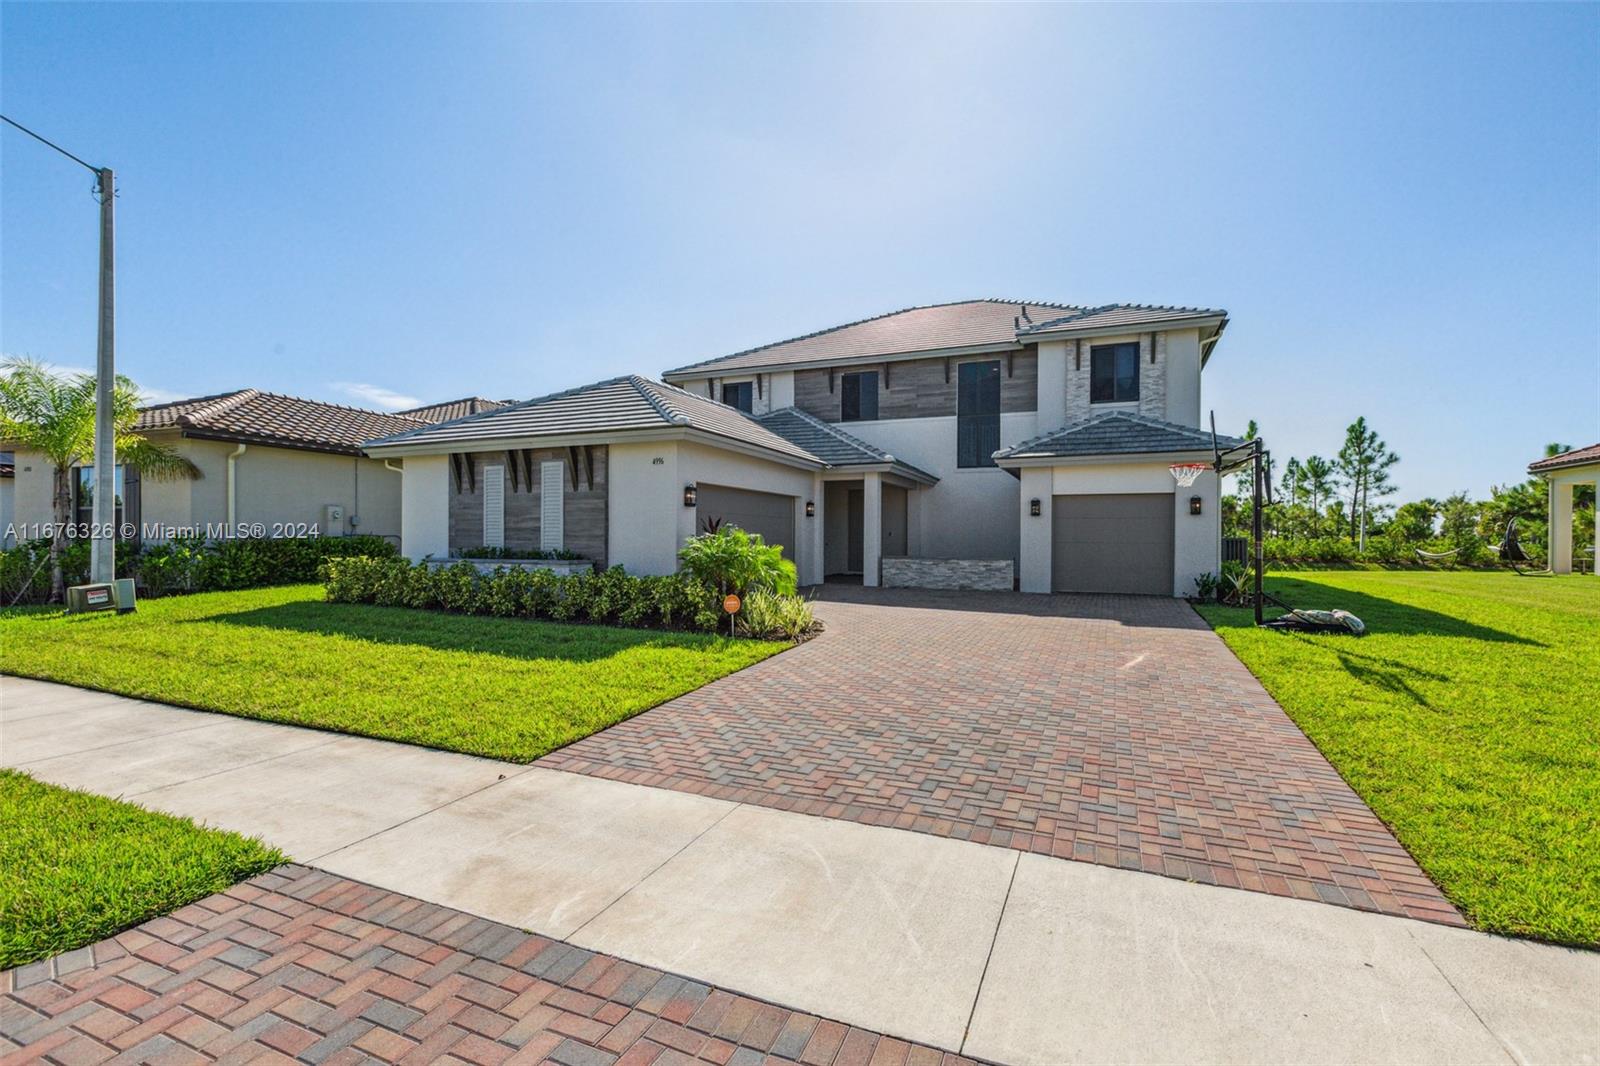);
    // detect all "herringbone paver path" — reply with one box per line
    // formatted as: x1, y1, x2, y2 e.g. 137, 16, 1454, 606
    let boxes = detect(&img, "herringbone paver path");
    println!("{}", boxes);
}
1, 865, 973, 1066
546, 586, 1461, 926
